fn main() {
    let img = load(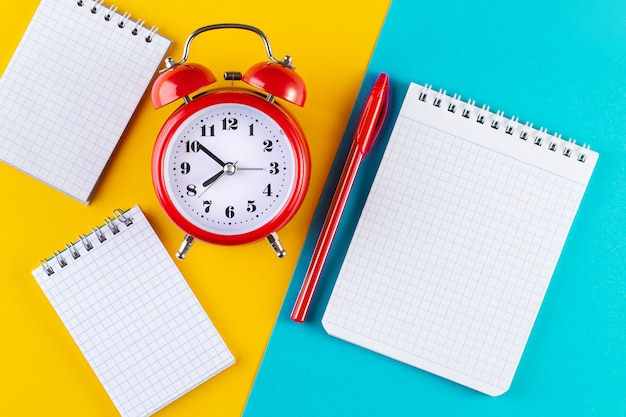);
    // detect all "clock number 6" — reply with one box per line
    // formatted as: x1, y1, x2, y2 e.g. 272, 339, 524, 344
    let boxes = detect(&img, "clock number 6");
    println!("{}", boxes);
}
225, 206, 235, 218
